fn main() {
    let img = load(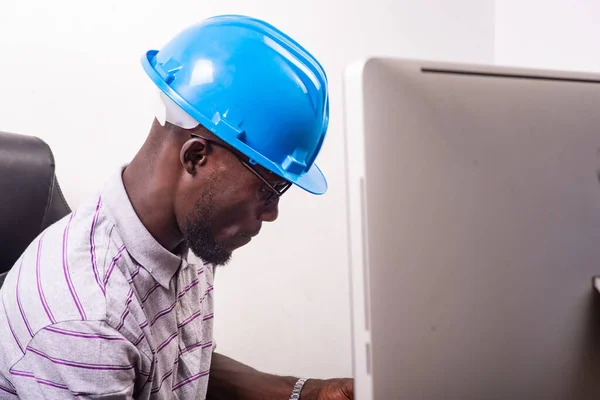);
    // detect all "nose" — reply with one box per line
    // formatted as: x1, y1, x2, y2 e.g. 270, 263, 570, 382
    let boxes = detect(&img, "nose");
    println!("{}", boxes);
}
259, 198, 279, 222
